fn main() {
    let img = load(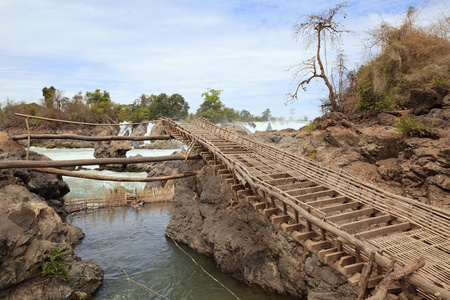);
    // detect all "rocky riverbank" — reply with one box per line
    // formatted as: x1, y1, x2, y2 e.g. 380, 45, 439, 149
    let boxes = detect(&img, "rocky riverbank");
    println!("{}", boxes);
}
0, 132, 103, 299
